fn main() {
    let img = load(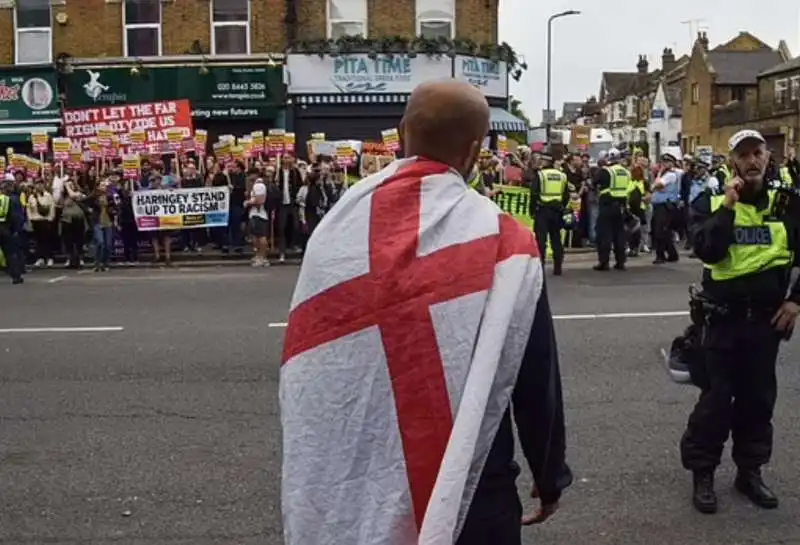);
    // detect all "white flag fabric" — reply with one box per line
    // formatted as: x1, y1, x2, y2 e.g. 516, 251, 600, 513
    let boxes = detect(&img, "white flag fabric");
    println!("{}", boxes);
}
280, 157, 544, 545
